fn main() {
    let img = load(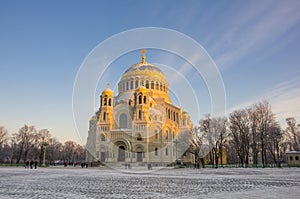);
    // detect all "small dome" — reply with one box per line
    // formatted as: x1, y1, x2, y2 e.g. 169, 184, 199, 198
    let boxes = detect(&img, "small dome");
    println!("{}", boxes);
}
182, 111, 189, 115
135, 86, 148, 93
102, 83, 114, 95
